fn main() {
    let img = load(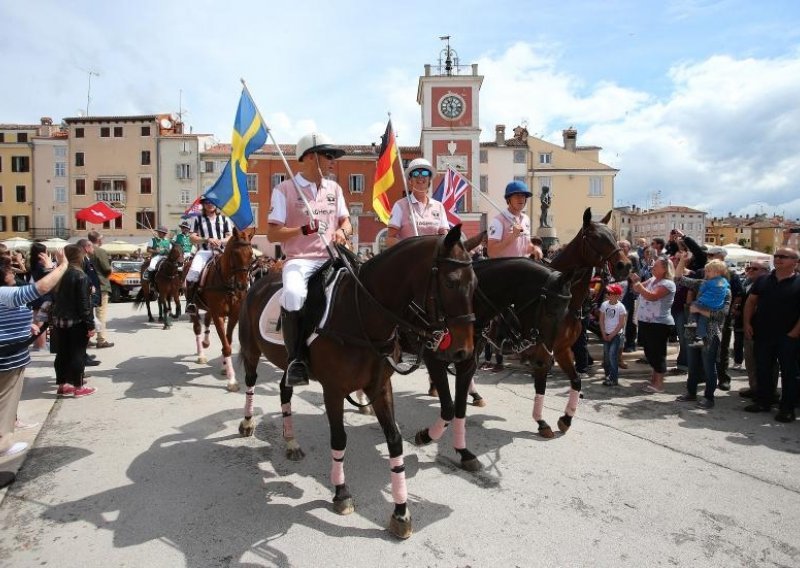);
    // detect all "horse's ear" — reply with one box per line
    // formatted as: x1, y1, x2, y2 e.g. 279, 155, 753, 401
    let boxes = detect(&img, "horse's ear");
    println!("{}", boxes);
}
463, 230, 486, 252
583, 208, 592, 227
443, 224, 462, 250
599, 210, 612, 225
